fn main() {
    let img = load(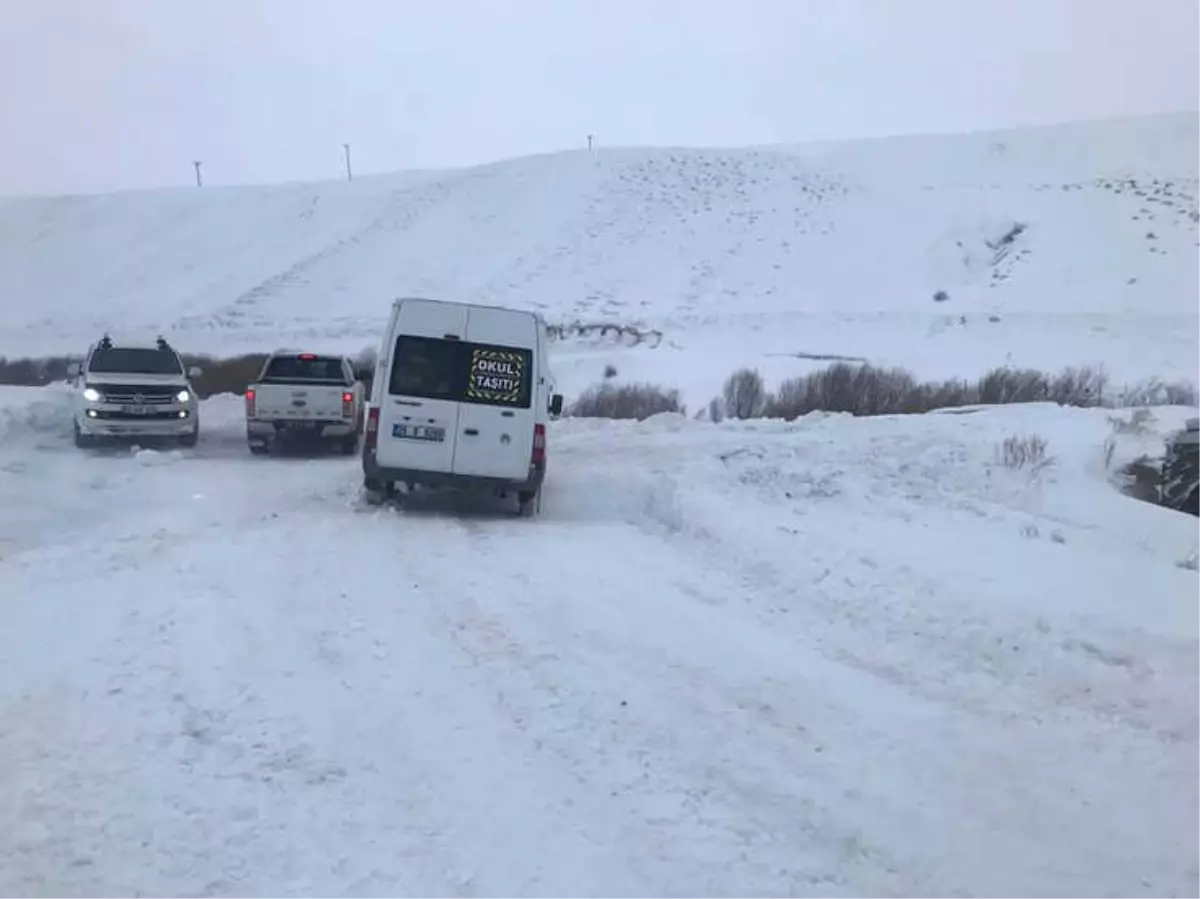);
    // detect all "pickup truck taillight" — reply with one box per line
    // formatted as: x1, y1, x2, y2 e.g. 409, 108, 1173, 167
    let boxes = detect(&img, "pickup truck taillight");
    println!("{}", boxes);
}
245, 388, 256, 418
531, 423, 546, 465
341, 391, 354, 418
365, 406, 381, 450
